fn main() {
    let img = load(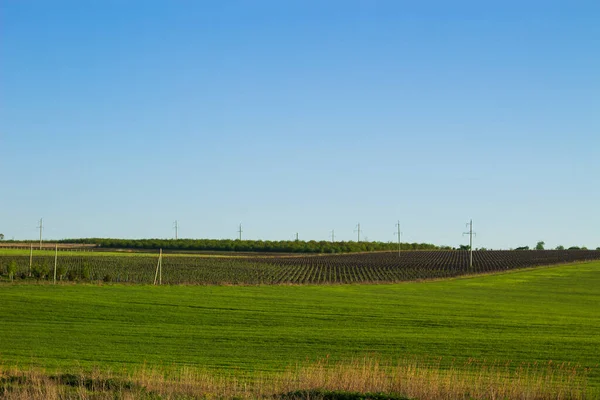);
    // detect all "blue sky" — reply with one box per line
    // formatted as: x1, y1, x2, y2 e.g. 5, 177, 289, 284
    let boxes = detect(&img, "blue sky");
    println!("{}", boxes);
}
1, 1, 599, 249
